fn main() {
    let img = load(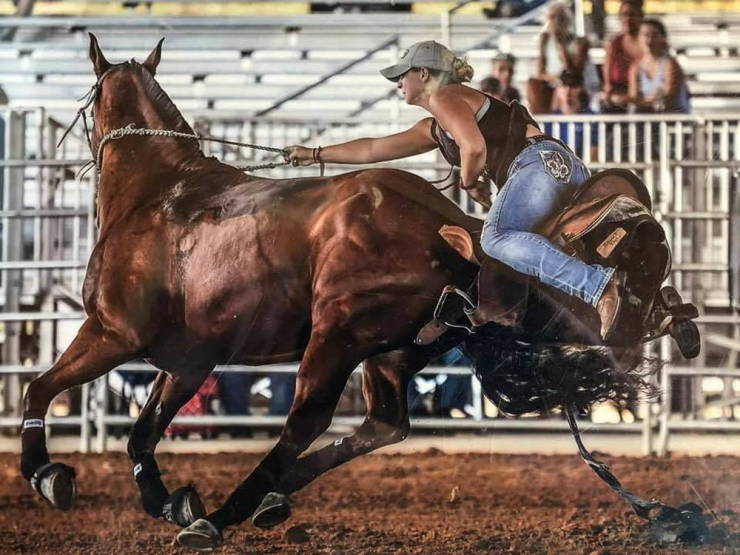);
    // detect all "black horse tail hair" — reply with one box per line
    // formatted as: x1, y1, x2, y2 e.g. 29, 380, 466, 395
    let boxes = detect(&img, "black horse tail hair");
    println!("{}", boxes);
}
462, 331, 661, 416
